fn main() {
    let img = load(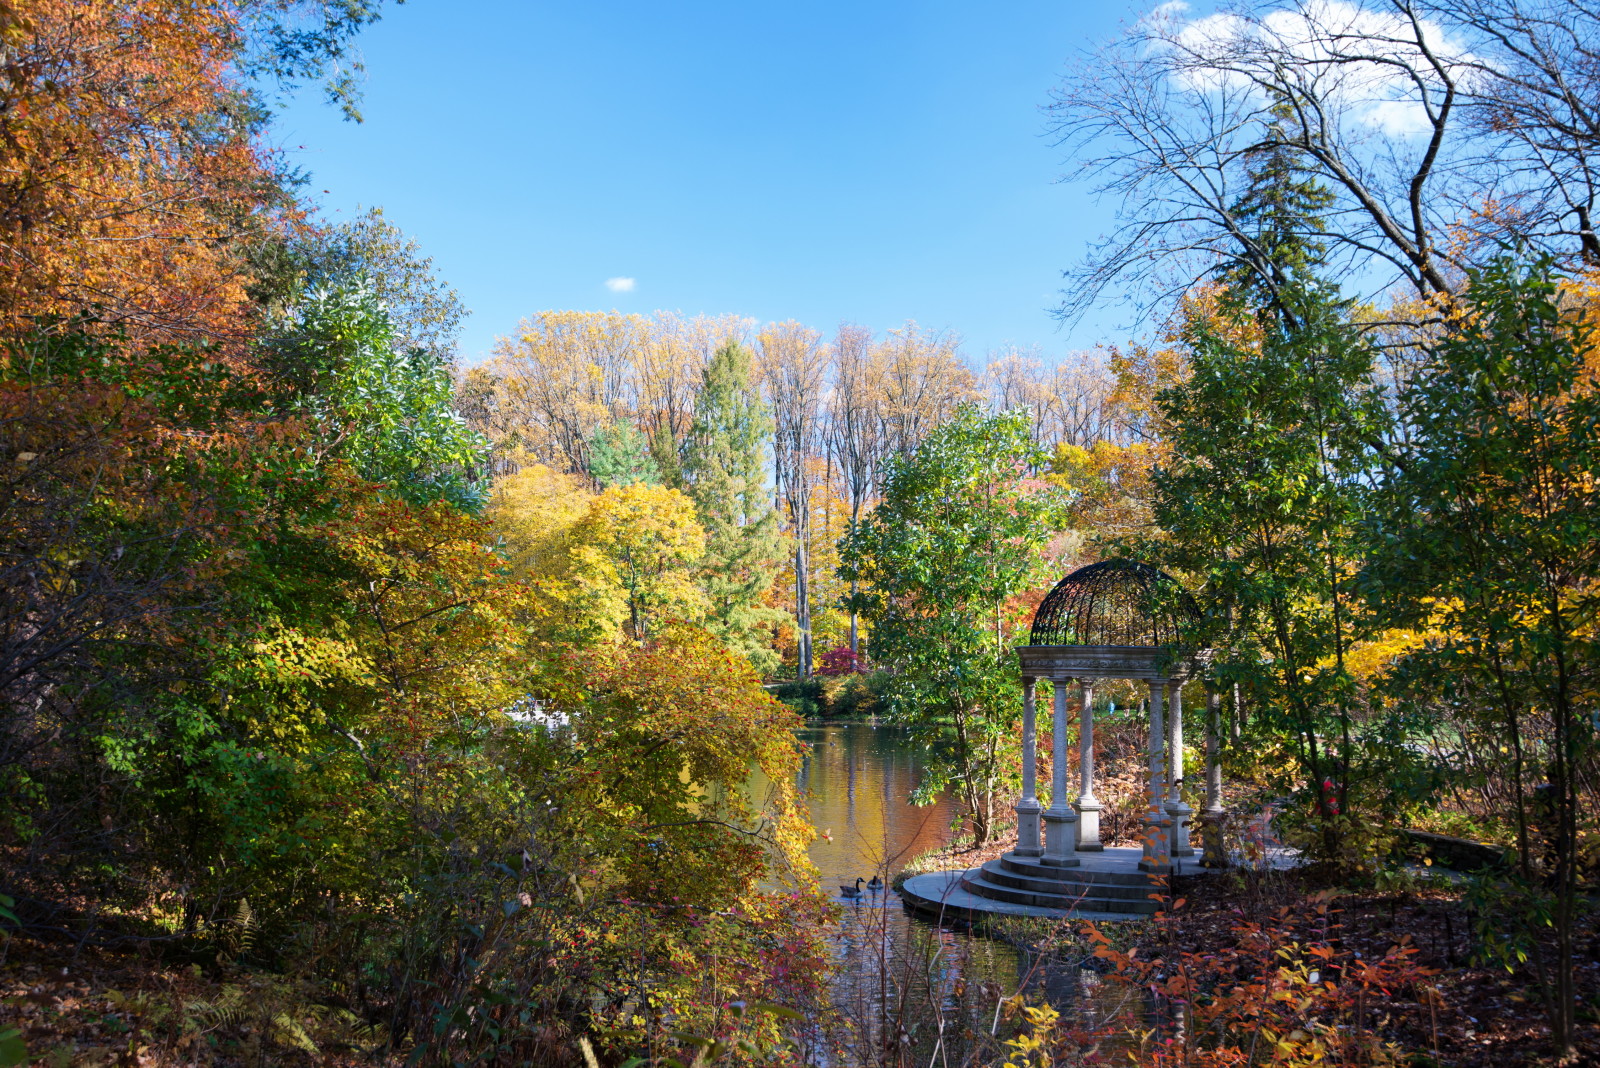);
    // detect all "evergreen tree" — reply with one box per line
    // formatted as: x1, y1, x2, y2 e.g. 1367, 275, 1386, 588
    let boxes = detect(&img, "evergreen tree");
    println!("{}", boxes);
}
587, 419, 660, 488
1220, 98, 1336, 315
648, 420, 683, 488
680, 340, 788, 673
